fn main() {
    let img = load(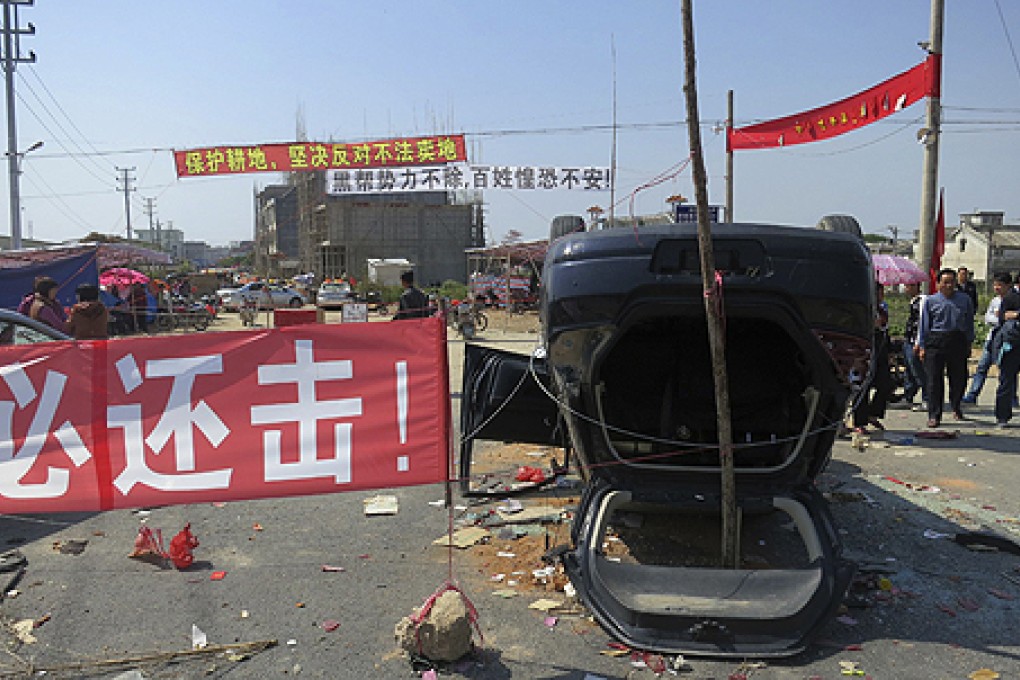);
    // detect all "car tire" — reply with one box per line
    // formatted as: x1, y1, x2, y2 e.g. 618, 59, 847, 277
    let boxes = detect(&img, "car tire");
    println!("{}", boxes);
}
289, 298, 302, 308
